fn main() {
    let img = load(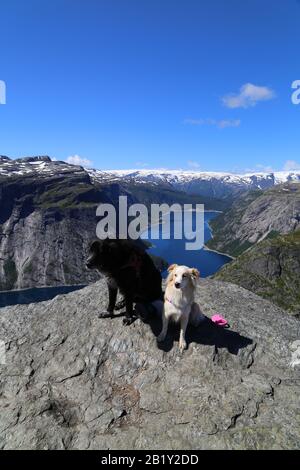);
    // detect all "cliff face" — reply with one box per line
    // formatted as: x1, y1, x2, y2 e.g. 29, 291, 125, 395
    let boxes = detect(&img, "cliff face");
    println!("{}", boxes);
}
0, 160, 107, 290
207, 183, 300, 314
214, 231, 300, 315
207, 183, 300, 257
0, 279, 299, 449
